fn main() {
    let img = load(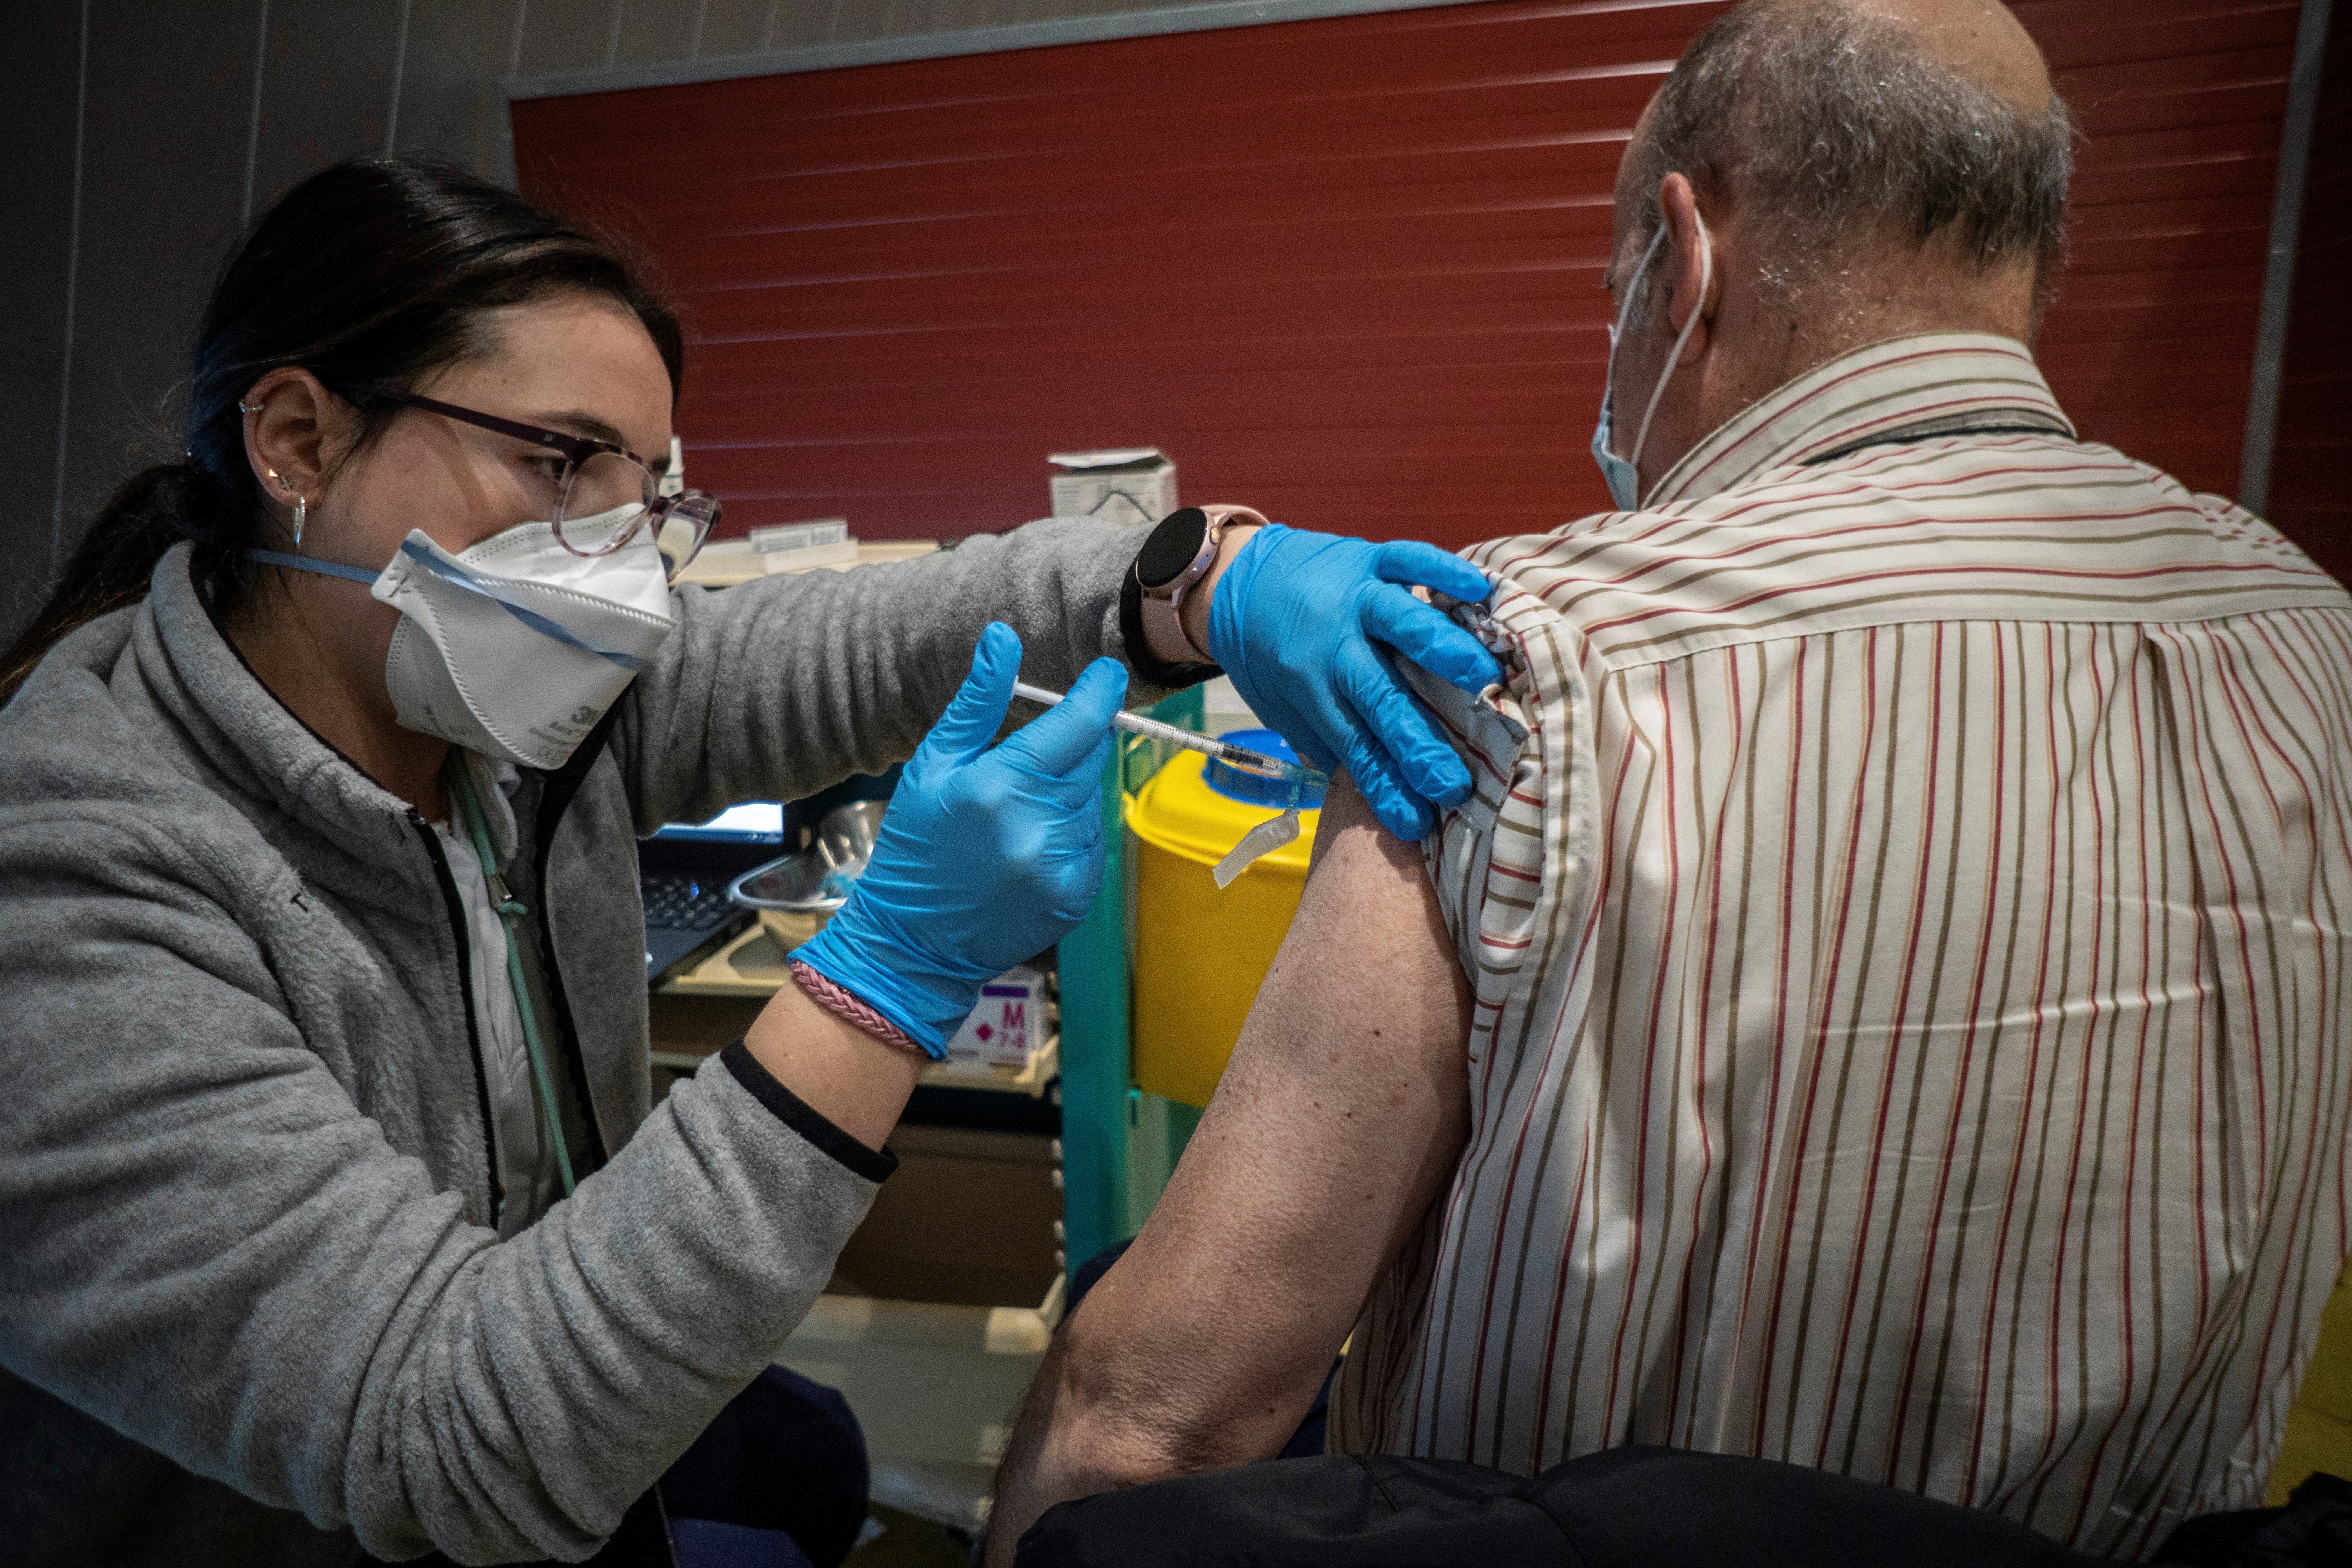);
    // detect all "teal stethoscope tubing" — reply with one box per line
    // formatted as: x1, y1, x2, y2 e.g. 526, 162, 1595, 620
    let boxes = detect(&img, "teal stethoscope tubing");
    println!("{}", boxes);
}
445, 754, 579, 1205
